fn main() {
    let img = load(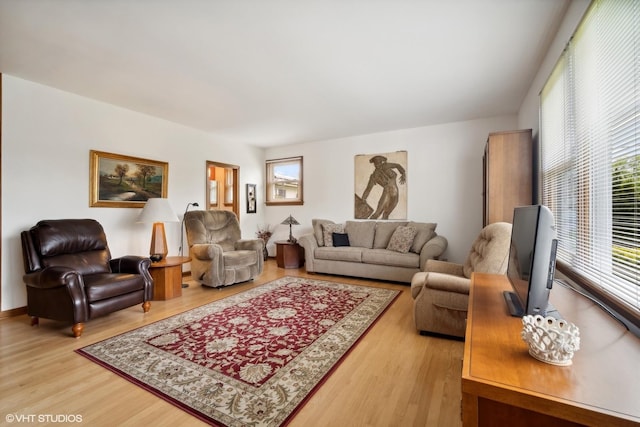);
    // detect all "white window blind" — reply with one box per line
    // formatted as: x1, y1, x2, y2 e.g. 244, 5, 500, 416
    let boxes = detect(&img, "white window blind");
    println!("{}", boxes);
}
540, 0, 639, 311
